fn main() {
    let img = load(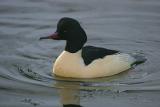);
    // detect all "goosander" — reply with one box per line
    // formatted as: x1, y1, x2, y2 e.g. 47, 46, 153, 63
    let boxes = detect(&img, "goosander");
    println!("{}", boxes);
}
40, 17, 146, 78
